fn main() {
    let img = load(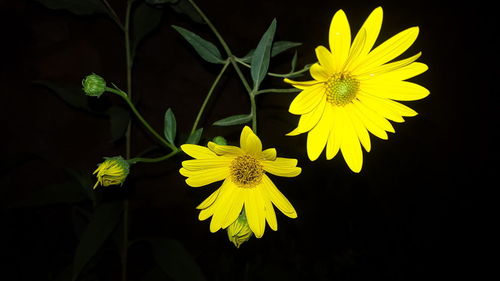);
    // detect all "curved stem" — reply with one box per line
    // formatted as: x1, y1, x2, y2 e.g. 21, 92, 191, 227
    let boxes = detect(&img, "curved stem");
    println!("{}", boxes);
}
234, 57, 311, 78
101, 0, 124, 30
190, 60, 230, 135
256, 88, 301, 95
127, 150, 179, 164
124, 0, 133, 159
229, 56, 252, 94
107, 87, 177, 152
